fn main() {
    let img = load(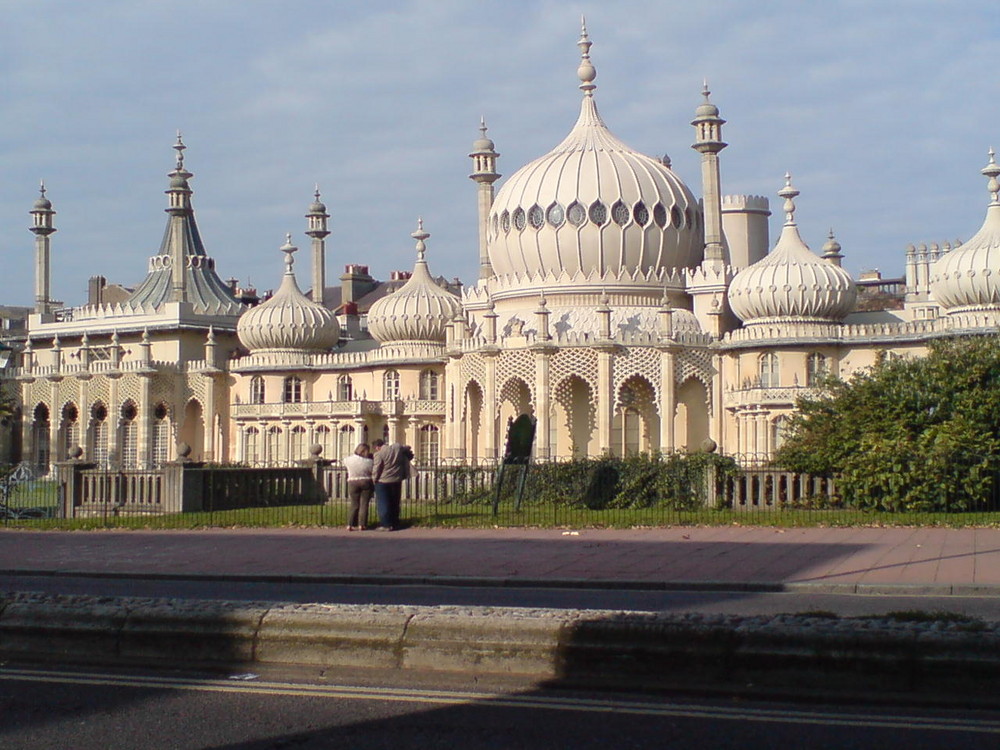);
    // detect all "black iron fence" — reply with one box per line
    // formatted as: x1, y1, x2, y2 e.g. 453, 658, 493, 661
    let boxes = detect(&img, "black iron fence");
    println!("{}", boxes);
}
2, 452, 1000, 528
